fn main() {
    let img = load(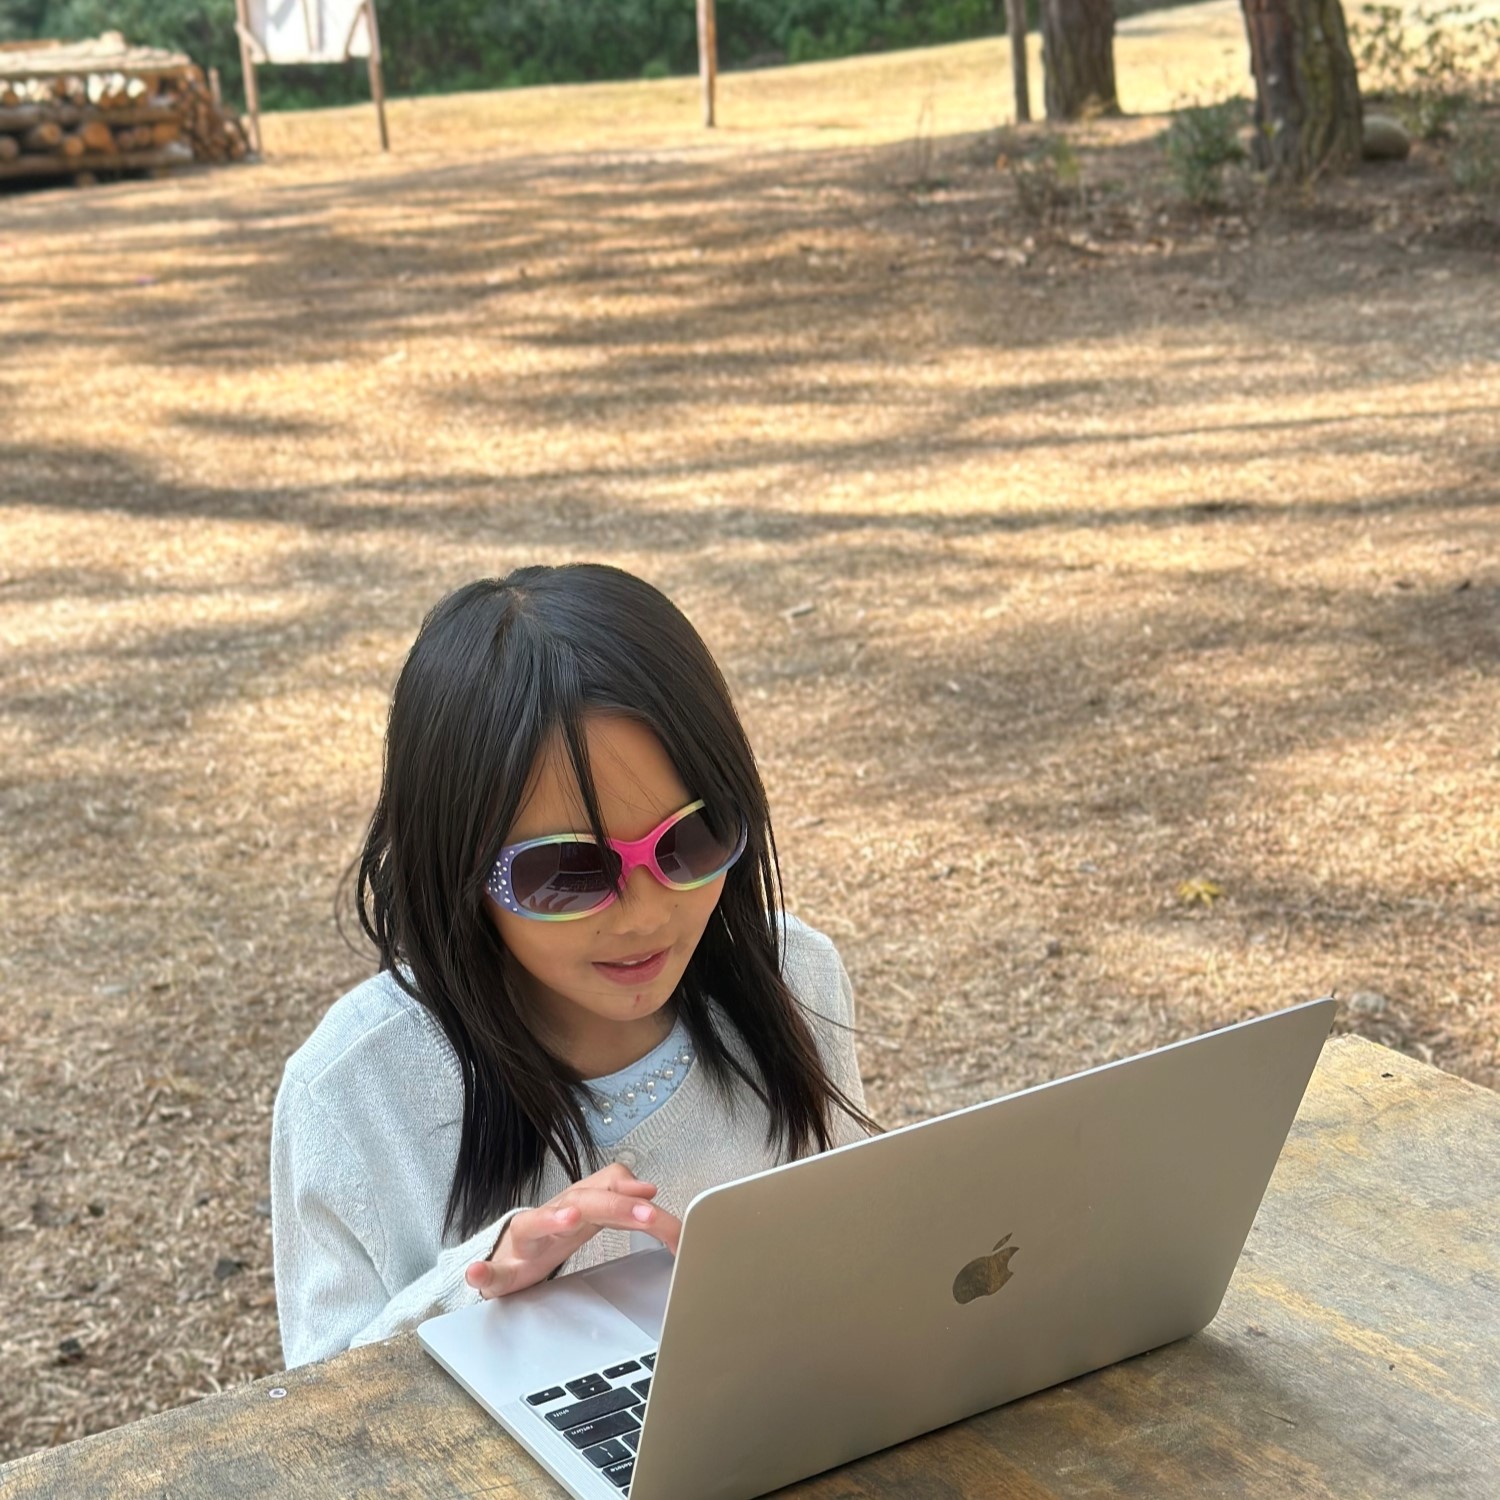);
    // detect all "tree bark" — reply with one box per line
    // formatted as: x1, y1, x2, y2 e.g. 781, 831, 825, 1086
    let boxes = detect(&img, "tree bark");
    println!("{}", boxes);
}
1041, 0, 1119, 121
1240, 0, 1362, 180
1006, 0, 1031, 124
